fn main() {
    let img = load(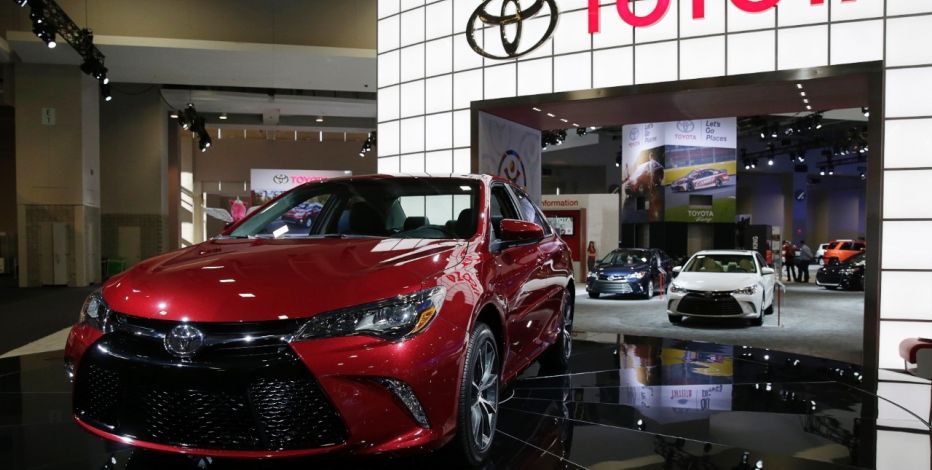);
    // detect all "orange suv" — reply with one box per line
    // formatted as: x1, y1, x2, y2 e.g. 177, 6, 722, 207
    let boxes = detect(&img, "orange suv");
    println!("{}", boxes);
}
822, 239, 865, 264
